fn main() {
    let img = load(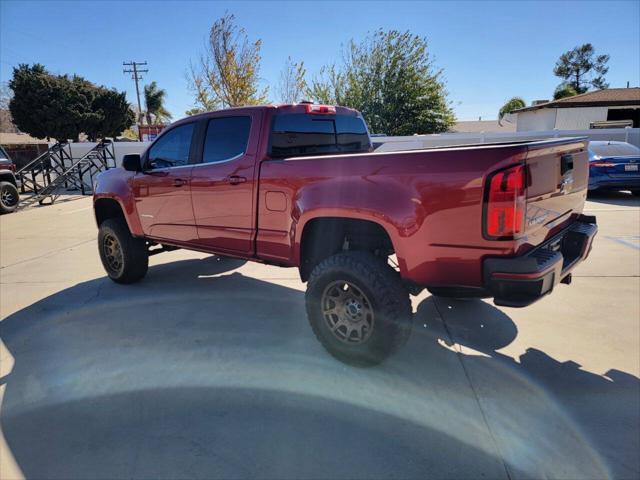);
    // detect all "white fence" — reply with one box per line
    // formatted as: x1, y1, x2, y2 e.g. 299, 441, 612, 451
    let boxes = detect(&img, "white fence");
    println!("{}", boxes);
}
373, 127, 640, 152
